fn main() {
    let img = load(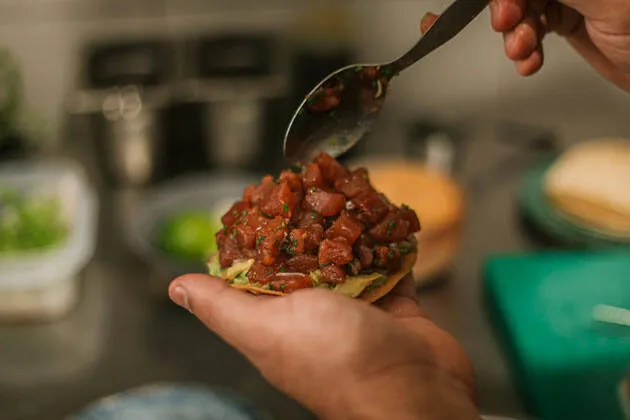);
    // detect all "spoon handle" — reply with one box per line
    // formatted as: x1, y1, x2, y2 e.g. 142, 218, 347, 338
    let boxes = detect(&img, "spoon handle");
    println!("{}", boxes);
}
389, 0, 488, 74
